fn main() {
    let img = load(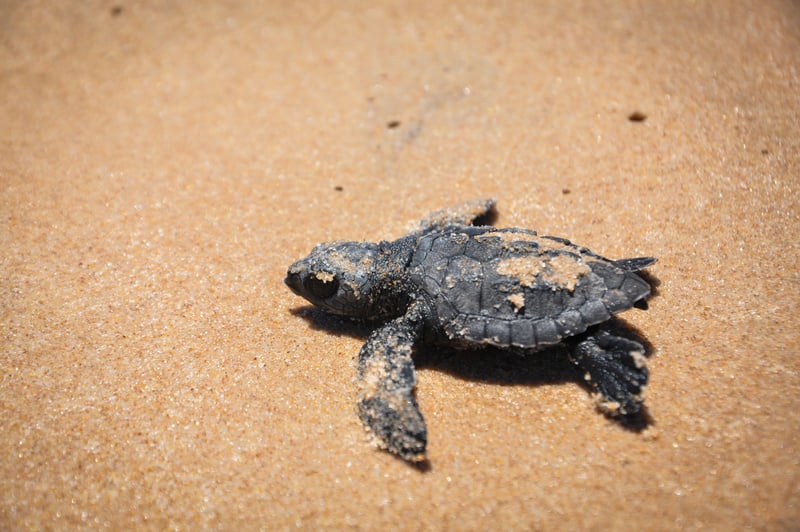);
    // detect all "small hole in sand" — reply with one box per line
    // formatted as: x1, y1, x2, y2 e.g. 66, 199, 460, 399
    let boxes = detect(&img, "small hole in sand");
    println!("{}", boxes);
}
386, 120, 401, 129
